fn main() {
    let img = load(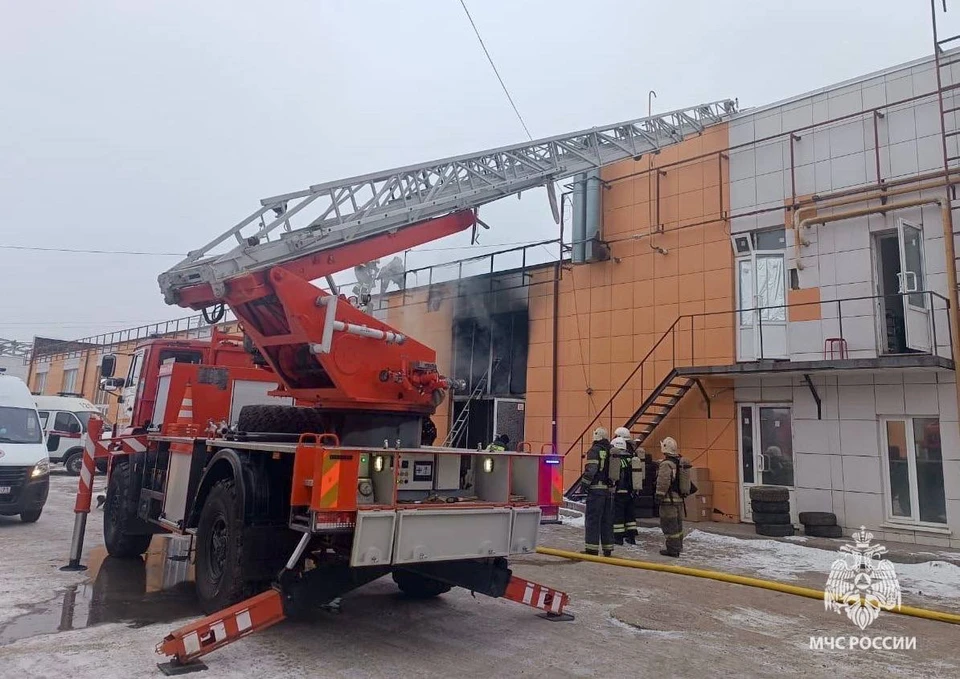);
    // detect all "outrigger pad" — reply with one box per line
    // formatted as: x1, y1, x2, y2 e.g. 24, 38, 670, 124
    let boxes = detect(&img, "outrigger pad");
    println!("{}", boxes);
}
157, 661, 208, 676
537, 611, 575, 622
